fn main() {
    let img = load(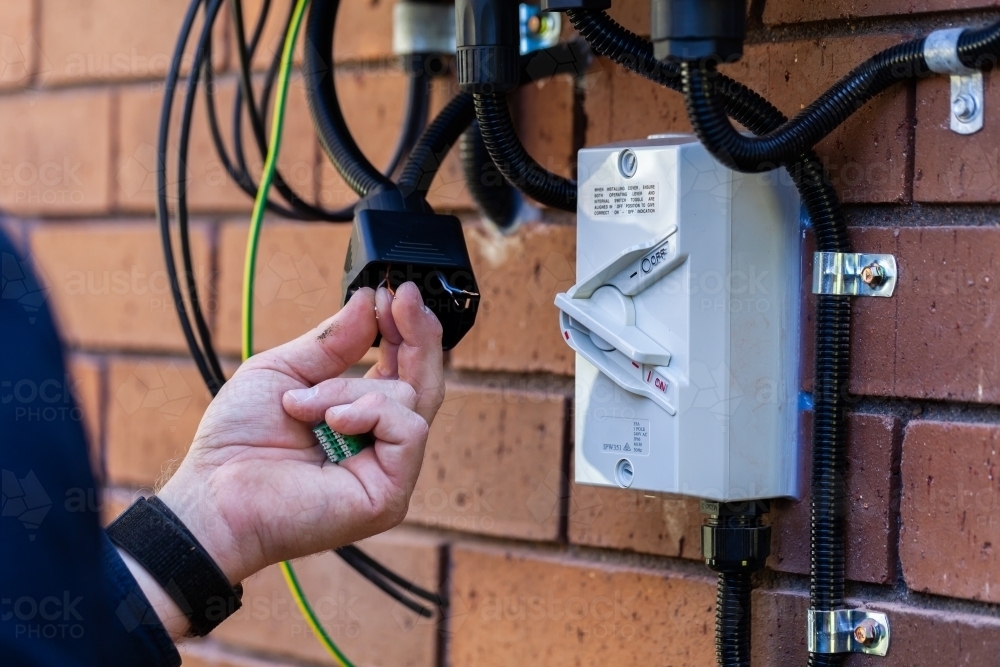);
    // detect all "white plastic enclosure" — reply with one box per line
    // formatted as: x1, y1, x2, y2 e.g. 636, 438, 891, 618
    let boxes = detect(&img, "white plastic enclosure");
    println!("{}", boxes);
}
557, 136, 802, 502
